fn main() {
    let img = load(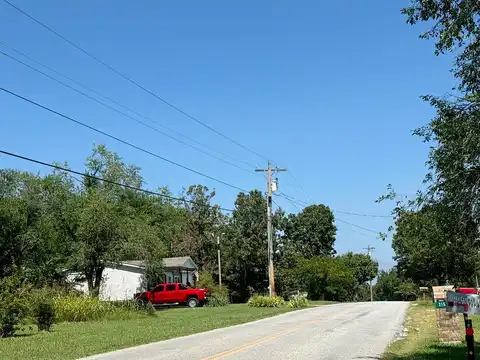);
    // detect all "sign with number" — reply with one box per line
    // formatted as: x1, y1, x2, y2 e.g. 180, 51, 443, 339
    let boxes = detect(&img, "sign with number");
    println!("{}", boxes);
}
436, 299, 447, 308
446, 291, 480, 315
